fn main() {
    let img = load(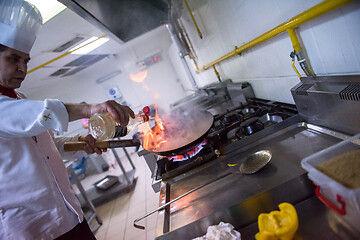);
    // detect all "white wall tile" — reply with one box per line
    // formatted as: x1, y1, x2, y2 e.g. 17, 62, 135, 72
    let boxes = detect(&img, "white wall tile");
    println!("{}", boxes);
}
180, 0, 360, 102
